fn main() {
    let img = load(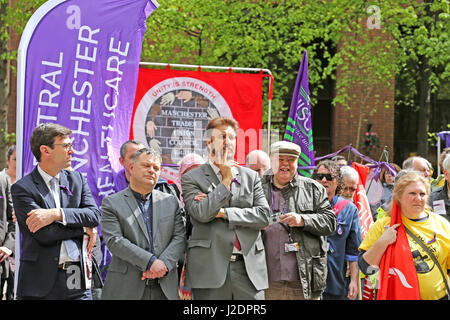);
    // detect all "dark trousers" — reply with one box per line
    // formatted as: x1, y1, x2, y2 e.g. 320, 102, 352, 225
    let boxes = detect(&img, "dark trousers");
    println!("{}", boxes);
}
18, 267, 92, 300
1, 274, 14, 300
141, 281, 167, 300
192, 259, 264, 300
